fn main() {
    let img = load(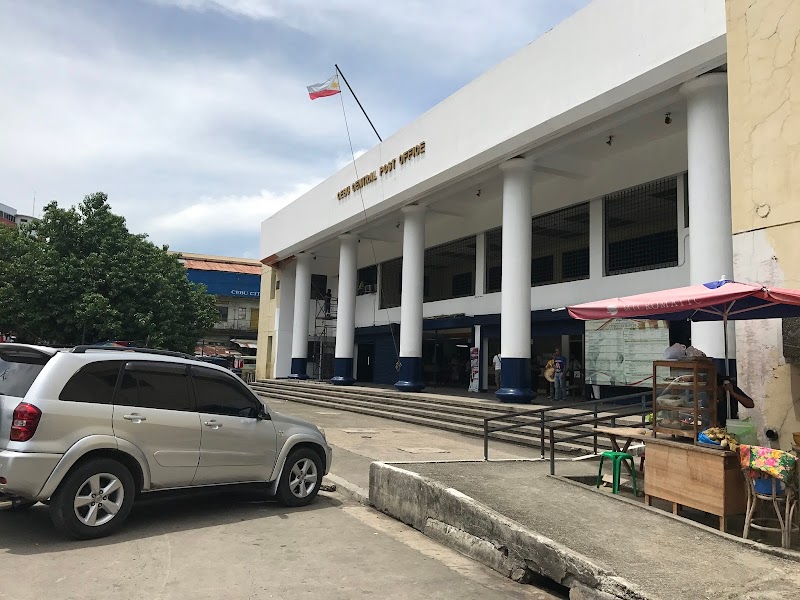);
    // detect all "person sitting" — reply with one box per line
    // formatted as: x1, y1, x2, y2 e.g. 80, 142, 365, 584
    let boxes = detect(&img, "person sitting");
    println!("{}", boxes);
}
716, 373, 754, 426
